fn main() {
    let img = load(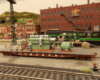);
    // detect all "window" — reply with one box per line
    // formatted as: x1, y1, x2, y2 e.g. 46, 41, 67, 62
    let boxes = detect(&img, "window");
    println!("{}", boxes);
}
44, 12, 46, 15
69, 9, 71, 14
65, 10, 67, 14
48, 18, 50, 22
81, 8, 83, 13
51, 11, 52, 15
48, 25, 50, 29
77, 17, 79, 21
51, 25, 53, 29
45, 19, 46, 22
81, 24, 83, 28
55, 25, 56, 28
55, 18, 56, 22
90, 15, 92, 20
90, 7, 93, 12
86, 16, 88, 20
55, 11, 56, 15
81, 16, 83, 20
77, 24, 79, 27
51, 18, 53, 22
58, 25, 59, 28
45, 25, 46, 29
73, 17, 75, 21
58, 18, 59, 22
86, 23, 88, 28
42, 12, 43, 16
90, 23, 92, 27
86, 7, 89, 12
48, 12, 49, 15
96, 6, 98, 12
42, 19, 43, 23
58, 11, 59, 15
